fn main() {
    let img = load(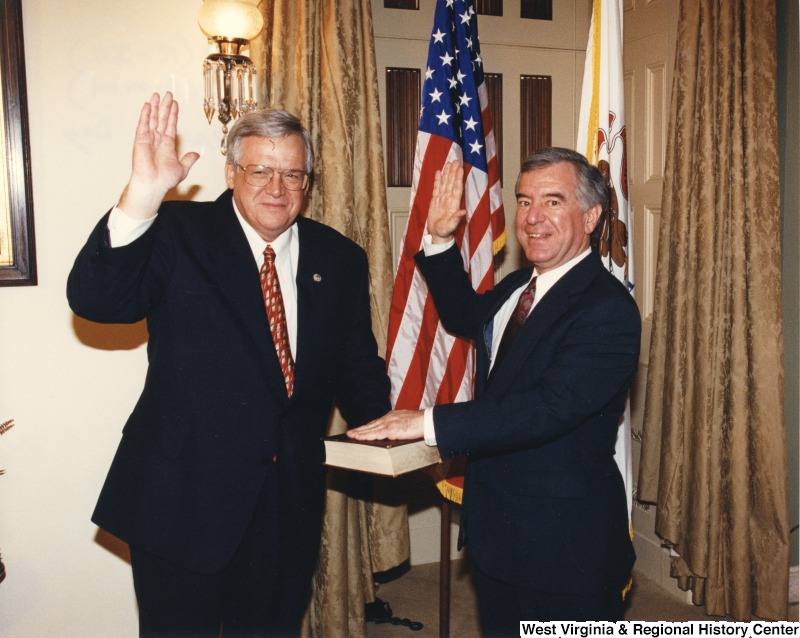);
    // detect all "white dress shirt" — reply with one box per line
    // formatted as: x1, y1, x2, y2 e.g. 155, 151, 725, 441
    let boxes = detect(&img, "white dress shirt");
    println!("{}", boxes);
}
107, 203, 300, 356
420, 233, 591, 445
